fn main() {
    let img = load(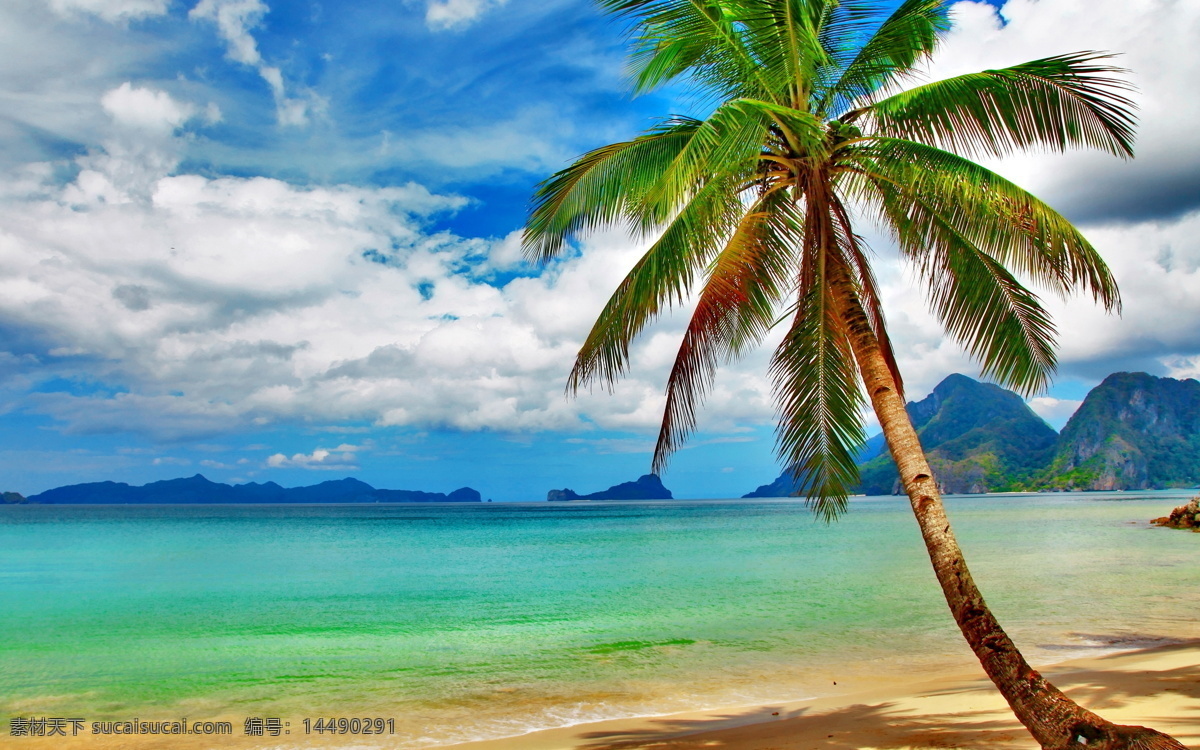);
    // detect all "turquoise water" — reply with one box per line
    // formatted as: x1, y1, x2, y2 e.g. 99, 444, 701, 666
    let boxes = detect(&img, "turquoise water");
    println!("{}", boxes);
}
2, 492, 1198, 747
